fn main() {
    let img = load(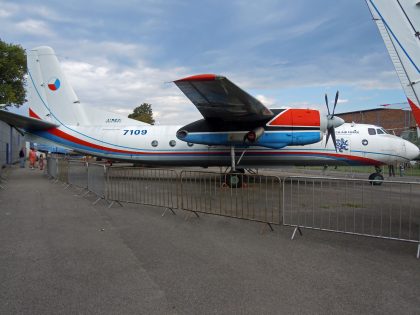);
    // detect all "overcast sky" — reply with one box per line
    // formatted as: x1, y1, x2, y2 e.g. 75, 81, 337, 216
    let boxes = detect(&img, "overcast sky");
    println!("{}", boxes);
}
0, 0, 407, 125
